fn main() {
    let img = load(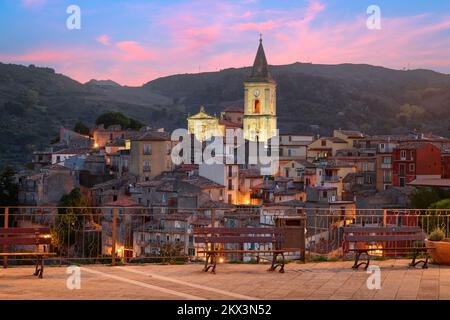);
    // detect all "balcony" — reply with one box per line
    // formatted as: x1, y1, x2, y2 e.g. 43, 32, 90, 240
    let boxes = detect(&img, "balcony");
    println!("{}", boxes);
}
381, 163, 392, 169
